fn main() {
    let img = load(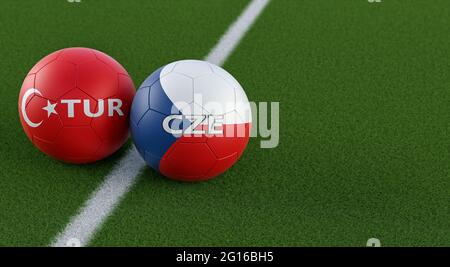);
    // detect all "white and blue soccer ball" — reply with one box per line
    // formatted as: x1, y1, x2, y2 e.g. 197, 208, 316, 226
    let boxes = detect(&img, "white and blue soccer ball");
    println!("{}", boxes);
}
130, 60, 252, 181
